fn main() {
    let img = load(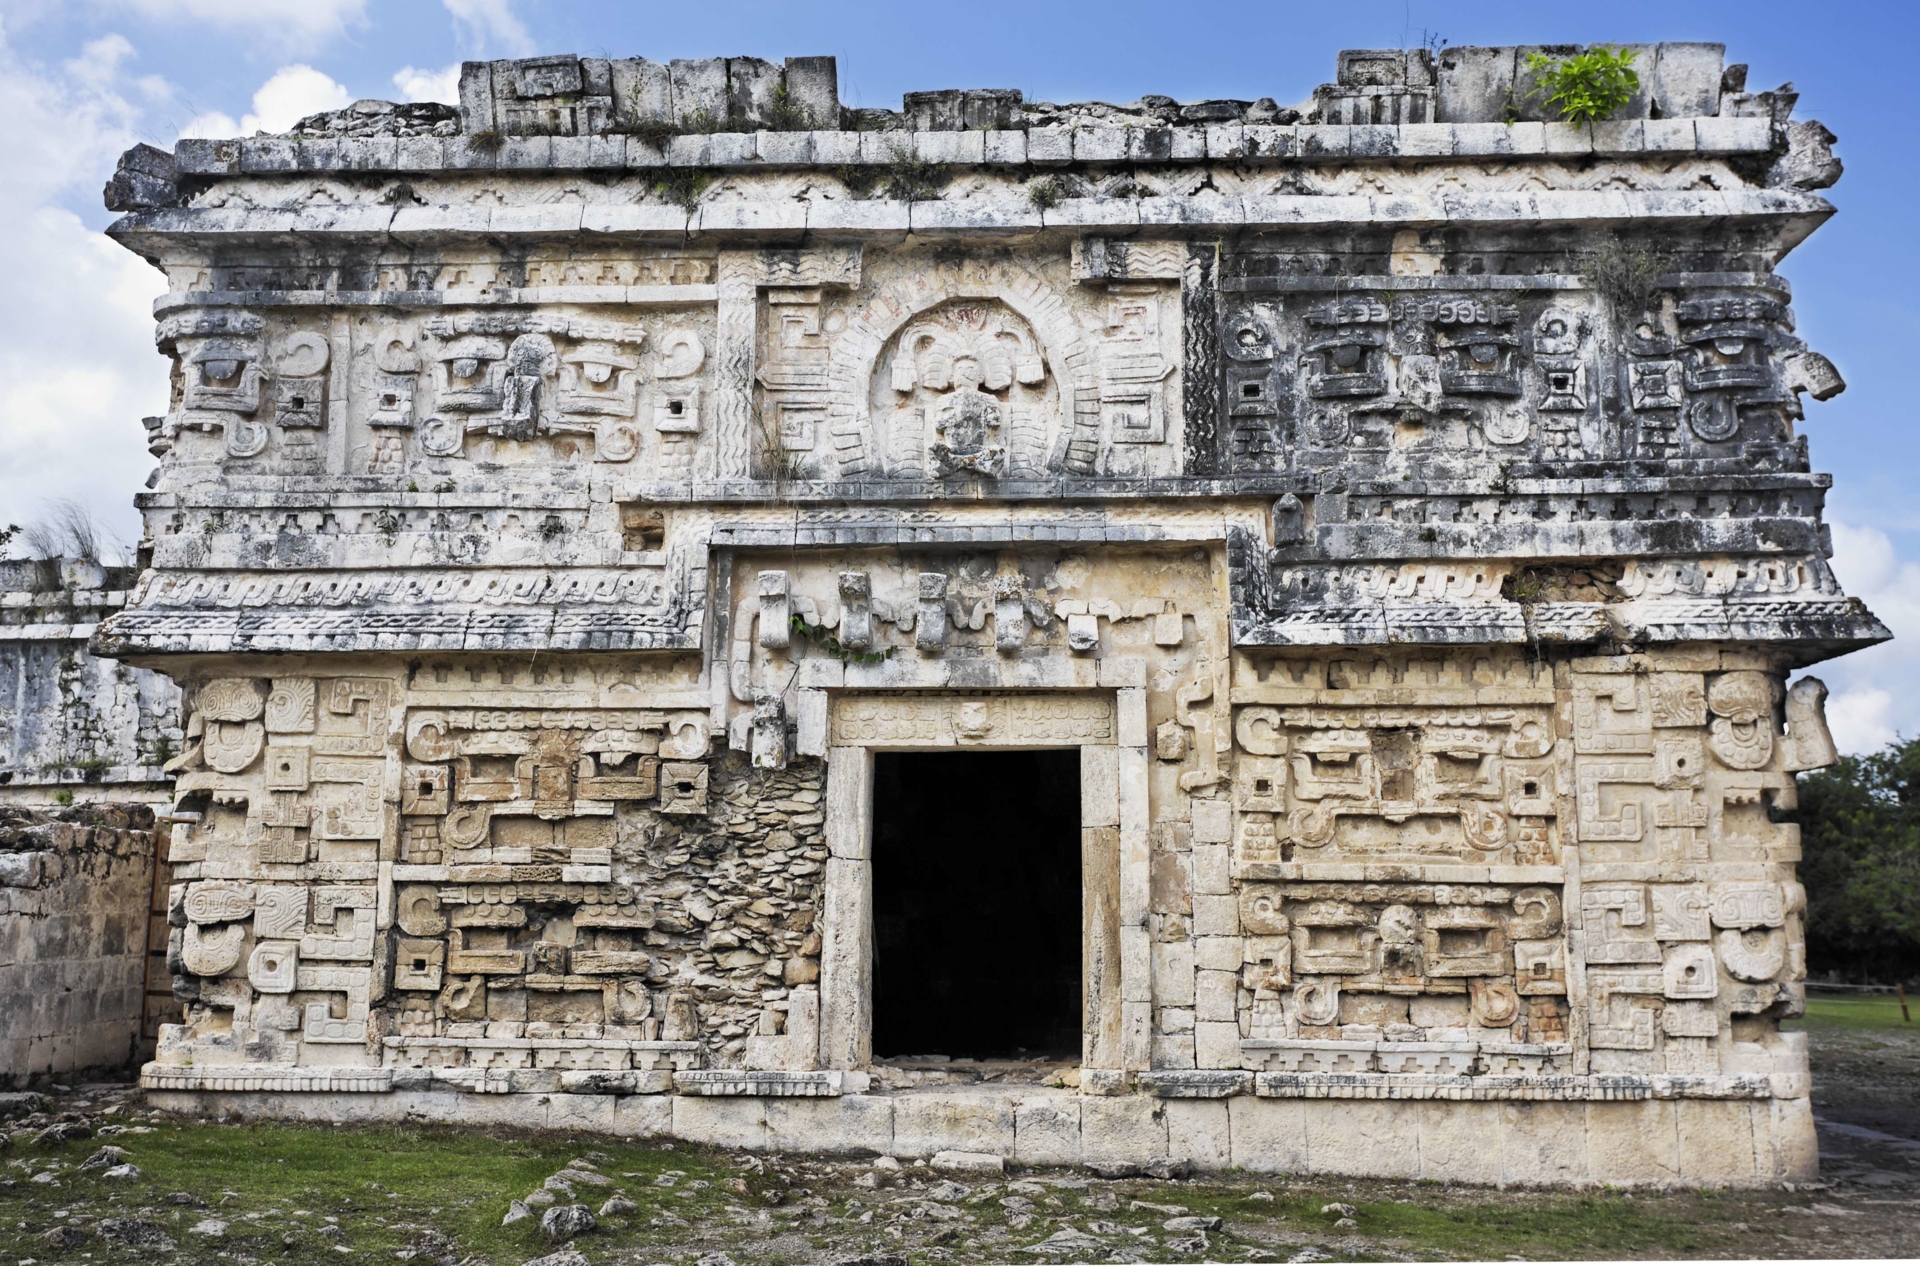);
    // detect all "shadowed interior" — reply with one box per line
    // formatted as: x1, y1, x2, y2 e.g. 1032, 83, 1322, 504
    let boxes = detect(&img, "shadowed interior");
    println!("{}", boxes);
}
871, 749, 1082, 1062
